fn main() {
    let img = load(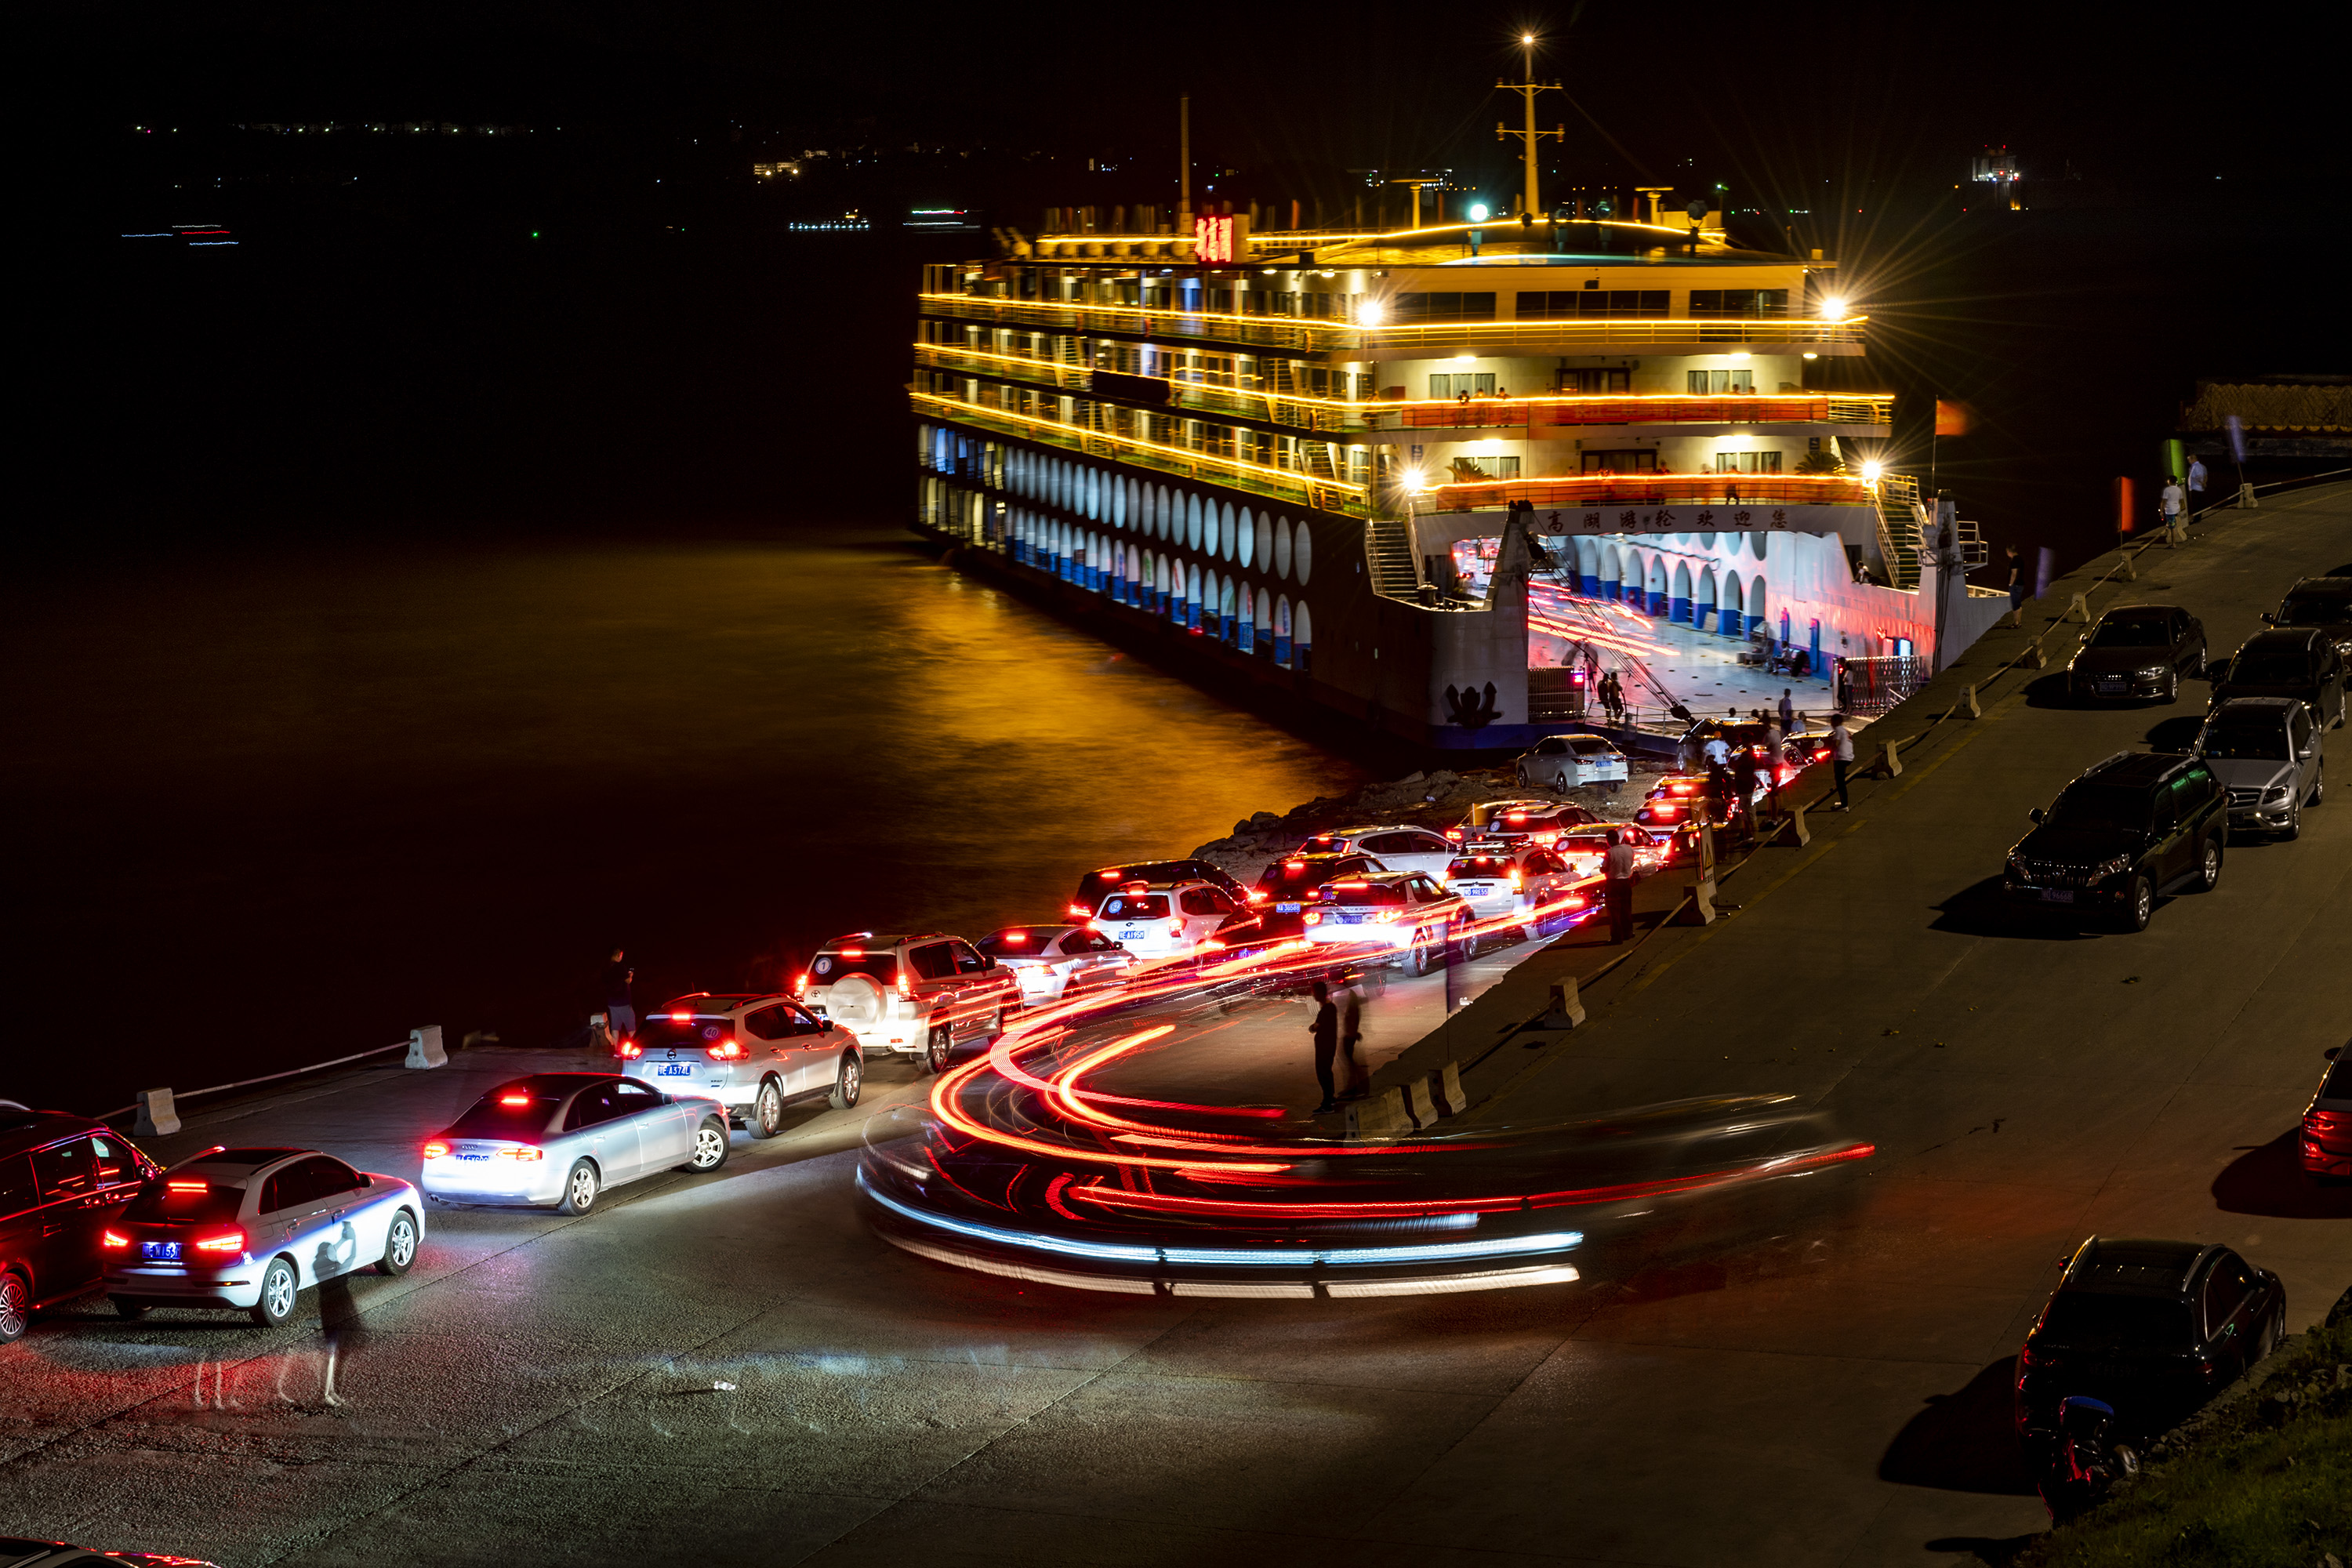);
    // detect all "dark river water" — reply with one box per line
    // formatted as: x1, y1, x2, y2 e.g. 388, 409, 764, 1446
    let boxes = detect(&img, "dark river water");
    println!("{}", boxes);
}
5, 528, 1364, 1113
